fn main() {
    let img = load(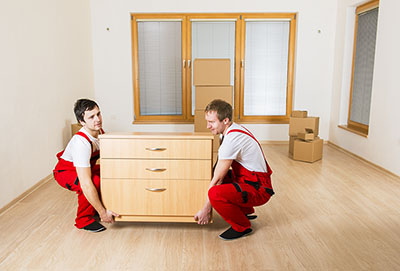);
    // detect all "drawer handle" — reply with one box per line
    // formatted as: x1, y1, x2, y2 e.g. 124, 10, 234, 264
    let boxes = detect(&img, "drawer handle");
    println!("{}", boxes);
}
145, 188, 166, 192
145, 168, 166, 172
145, 147, 167, 151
